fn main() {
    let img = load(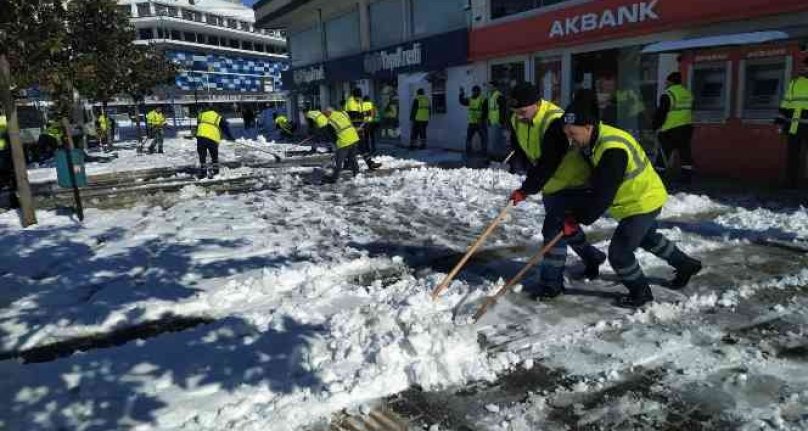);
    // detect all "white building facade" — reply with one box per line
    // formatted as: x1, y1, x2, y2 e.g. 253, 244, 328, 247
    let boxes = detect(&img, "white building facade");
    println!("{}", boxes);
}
118, 0, 289, 110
